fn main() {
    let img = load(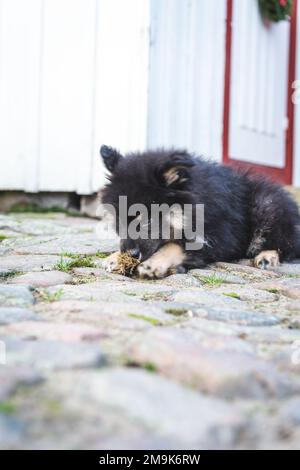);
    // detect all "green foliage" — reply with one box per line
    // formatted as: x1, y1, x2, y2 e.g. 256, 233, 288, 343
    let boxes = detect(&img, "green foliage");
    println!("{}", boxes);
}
95, 251, 109, 259
123, 291, 137, 297
141, 292, 170, 302
125, 360, 157, 373
70, 275, 97, 285
55, 255, 95, 272
266, 288, 279, 294
222, 292, 241, 300
0, 401, 17, 415
8, 203, 83, 217
128, 313, 160, 325
143, 362, 157, 372
36, 288, 64, 302
60, 252, 79, 259
258, 0, 292, 23
198, 273, 225, 286
165, 307, 188, 316
0, 271, 23, 280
